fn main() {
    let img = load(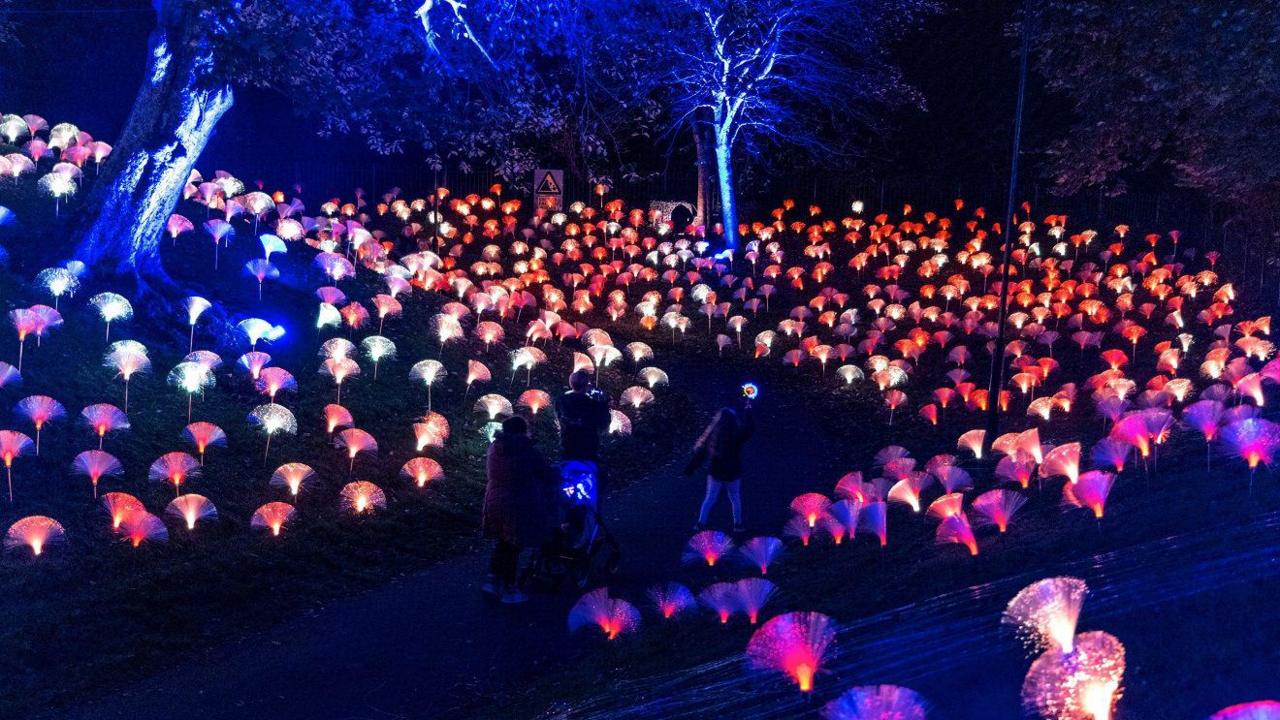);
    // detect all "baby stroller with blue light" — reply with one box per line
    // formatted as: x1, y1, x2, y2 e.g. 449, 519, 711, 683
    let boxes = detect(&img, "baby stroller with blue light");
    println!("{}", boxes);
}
522, 460, 620, 591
